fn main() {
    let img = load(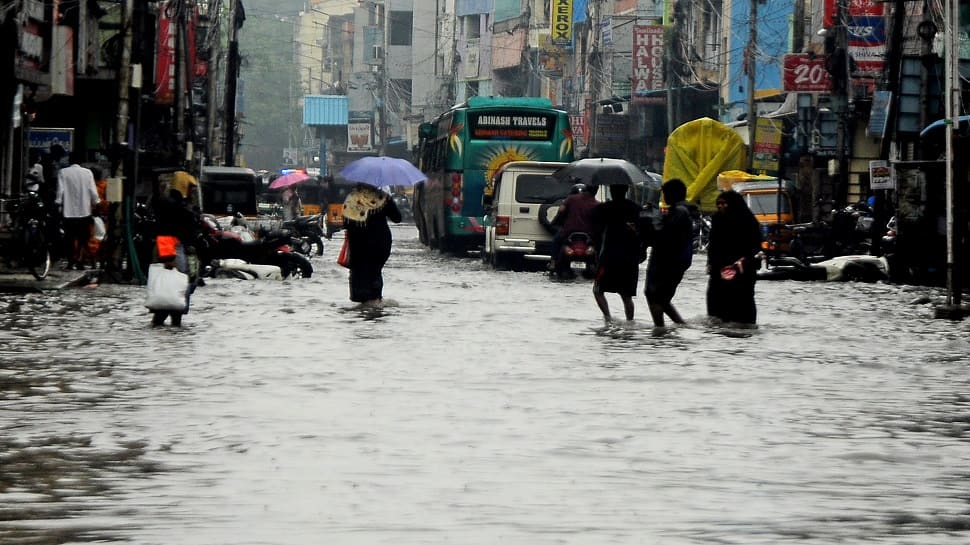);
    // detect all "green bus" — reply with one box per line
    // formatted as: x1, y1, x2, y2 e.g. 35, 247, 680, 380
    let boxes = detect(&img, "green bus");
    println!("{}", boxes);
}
414, 97, 574, 253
